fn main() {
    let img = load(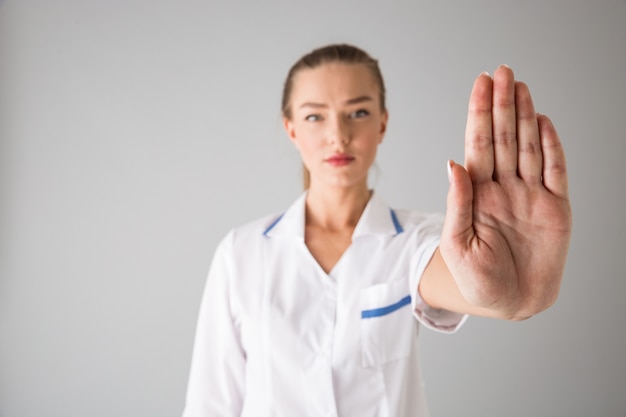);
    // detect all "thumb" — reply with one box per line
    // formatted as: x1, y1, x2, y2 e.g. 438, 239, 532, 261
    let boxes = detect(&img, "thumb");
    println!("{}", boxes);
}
442, 160, 474, 248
